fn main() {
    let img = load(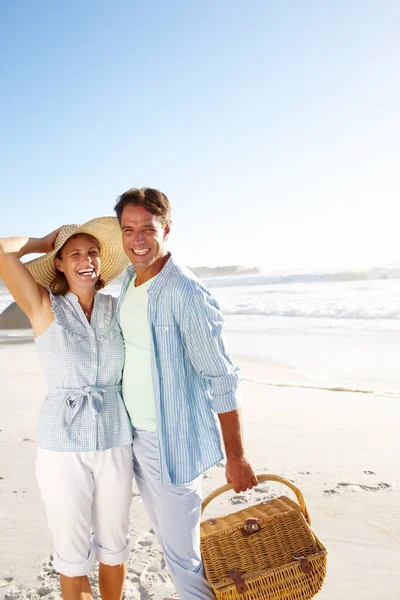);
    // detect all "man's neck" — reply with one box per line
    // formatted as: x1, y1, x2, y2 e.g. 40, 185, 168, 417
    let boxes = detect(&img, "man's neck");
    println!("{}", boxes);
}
134, 253, 170, 287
